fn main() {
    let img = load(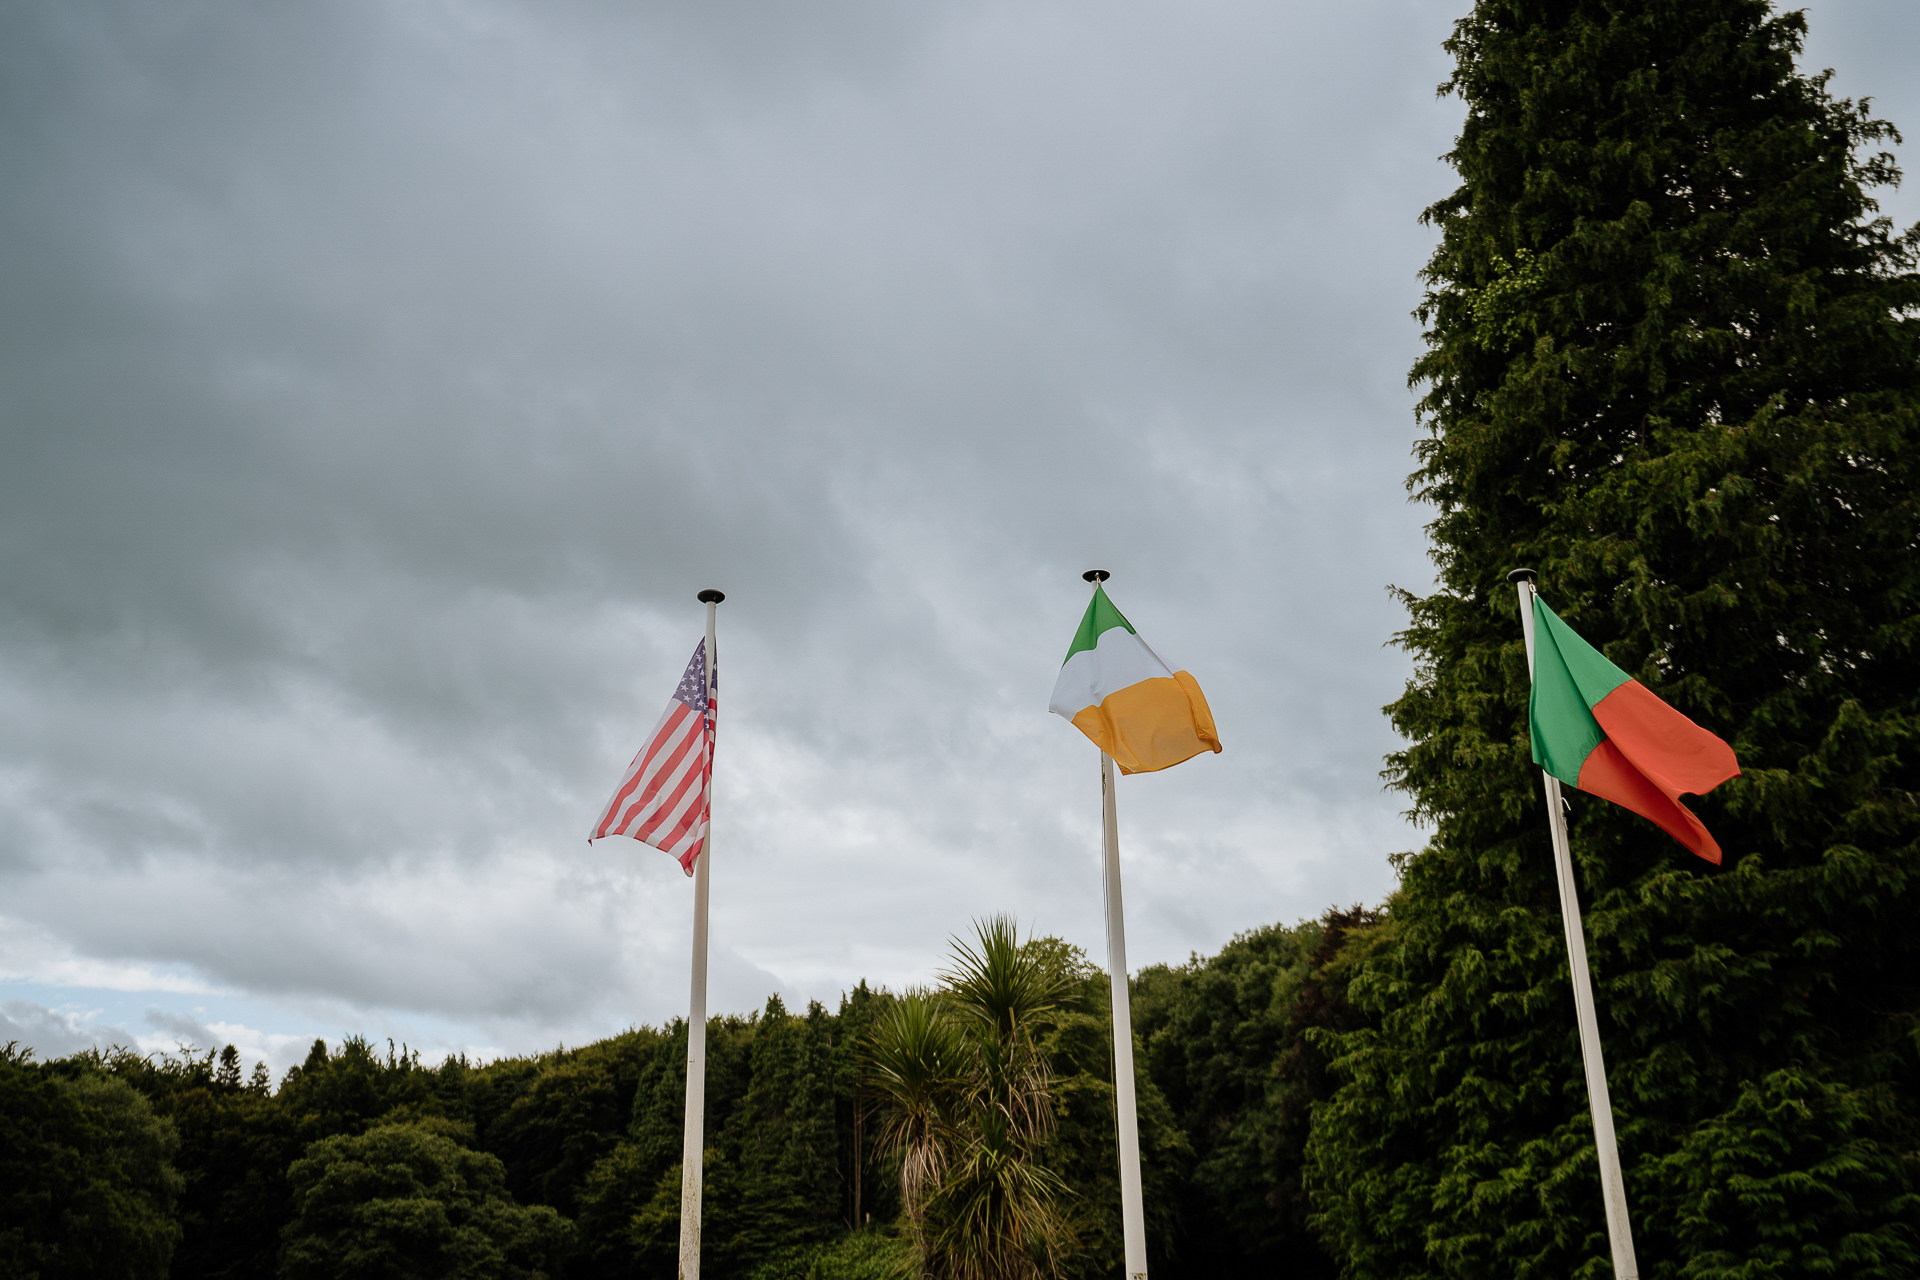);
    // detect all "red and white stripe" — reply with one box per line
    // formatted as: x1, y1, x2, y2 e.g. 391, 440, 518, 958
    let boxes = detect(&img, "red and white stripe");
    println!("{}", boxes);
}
589, 673, 713, 875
